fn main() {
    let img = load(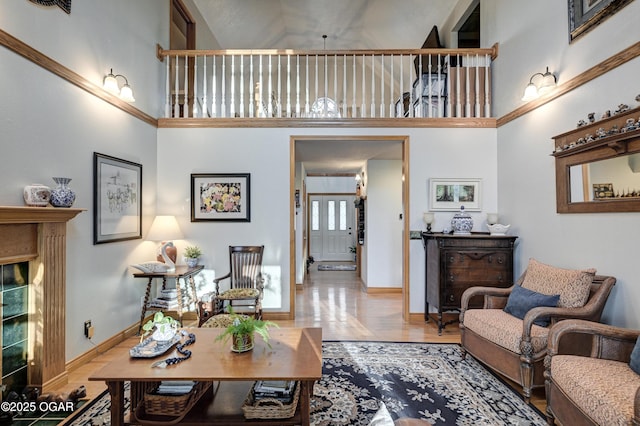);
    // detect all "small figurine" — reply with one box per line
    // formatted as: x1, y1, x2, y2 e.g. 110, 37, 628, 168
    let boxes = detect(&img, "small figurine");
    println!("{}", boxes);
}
615, 104, 630, 114
577, 137, 586, 145
596, 127, 607, 138
577, 119, 587, 127
588, 112, 595, 123
608, 124, 619, 135
602, 110, 611, 119
586, 134, 594, 142
636, 94, 640, 102
626, 118, 637, 130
